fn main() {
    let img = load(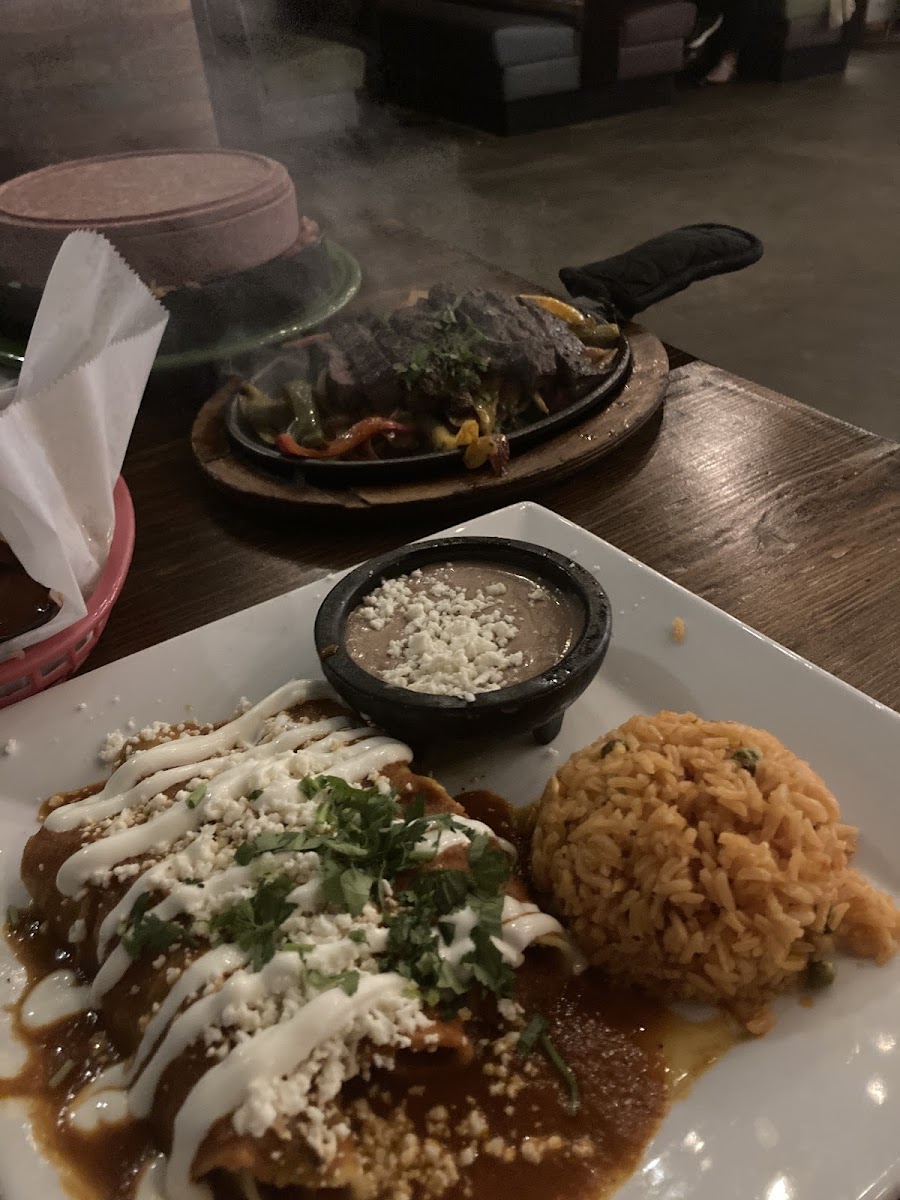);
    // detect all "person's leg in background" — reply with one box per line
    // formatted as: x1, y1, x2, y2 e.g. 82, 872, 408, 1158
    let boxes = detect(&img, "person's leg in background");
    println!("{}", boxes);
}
686, 0, 726, 60
705, 0, 760, 79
